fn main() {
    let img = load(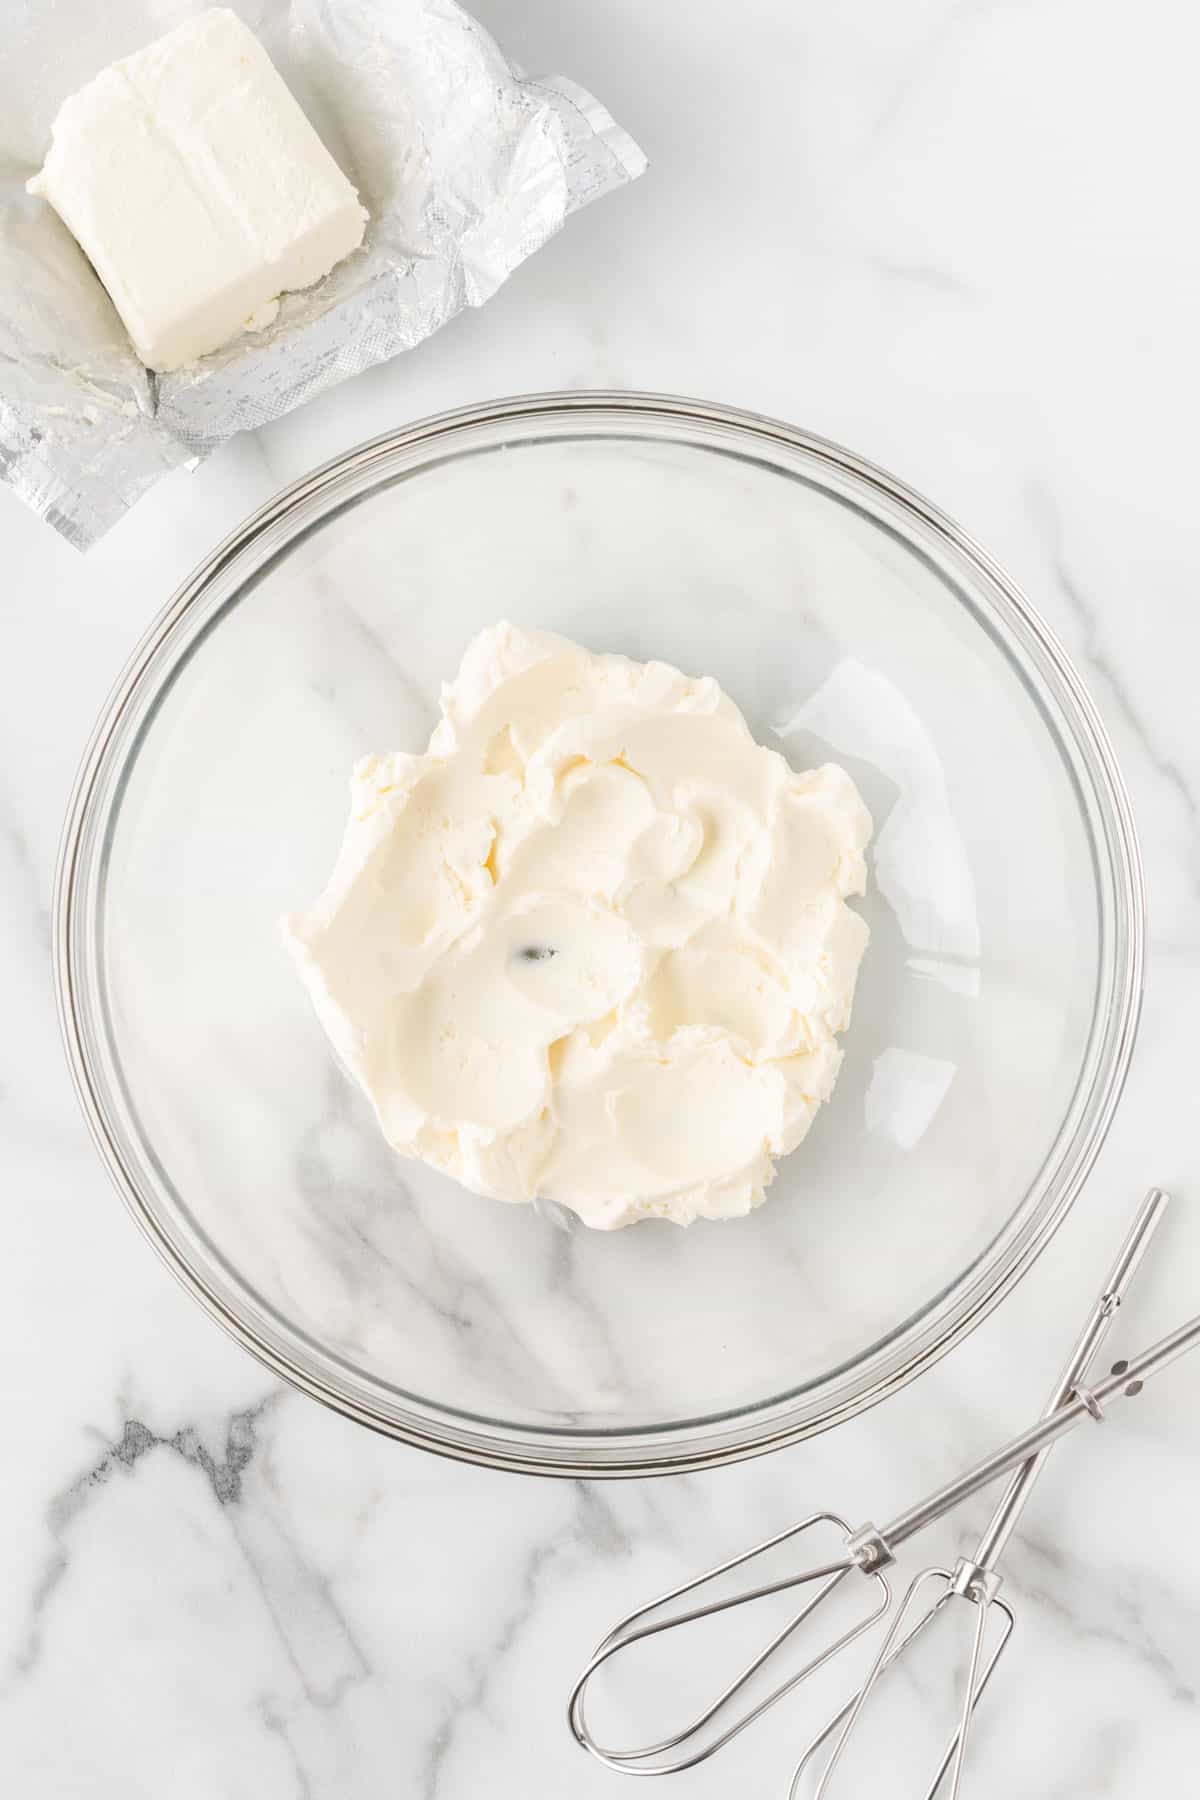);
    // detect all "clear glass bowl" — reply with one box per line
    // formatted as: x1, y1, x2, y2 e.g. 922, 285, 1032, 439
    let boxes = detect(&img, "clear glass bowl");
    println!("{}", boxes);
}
55, 393, 1143, 1475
